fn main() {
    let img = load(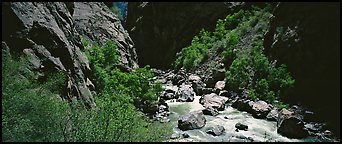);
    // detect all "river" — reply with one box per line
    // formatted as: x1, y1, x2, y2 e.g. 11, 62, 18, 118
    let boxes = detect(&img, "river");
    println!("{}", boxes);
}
166, 96, 318, 142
